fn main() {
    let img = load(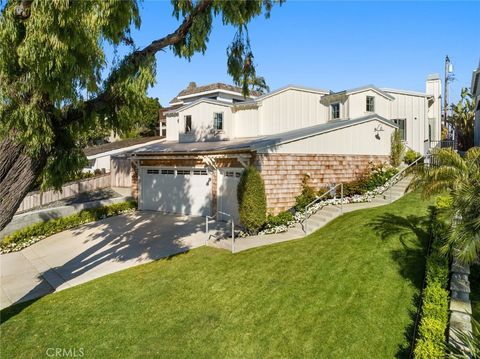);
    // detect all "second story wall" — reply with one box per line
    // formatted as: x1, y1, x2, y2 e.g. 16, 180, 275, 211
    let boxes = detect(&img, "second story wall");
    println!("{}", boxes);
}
258, 88, 328, 135
345, 90, 391, 119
